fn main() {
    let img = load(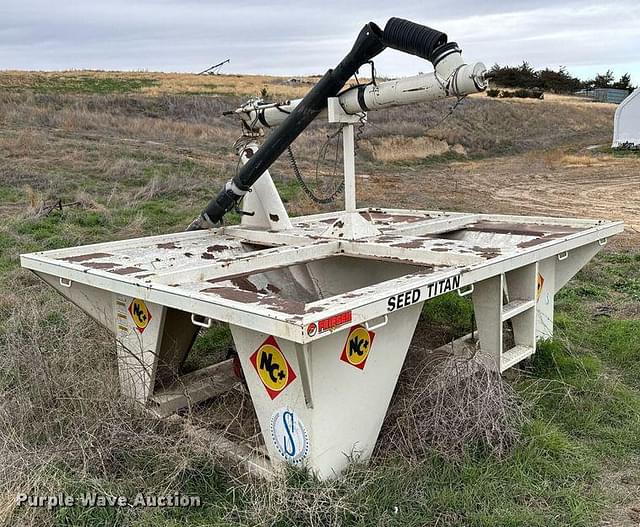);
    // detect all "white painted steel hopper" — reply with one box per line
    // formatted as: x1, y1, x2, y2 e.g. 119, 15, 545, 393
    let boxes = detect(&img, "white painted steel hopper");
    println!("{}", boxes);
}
21, 205, 622, 479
